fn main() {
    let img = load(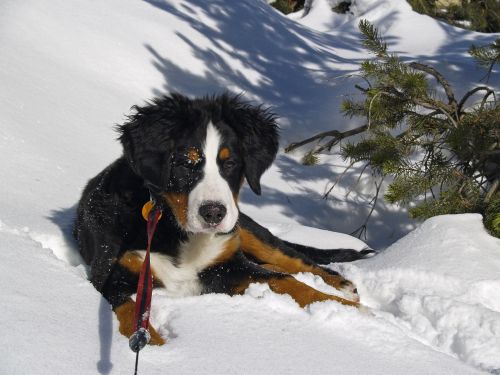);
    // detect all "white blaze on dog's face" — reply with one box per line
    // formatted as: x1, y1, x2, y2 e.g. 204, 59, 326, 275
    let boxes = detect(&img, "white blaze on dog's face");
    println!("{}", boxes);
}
185, 122, 239, 233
